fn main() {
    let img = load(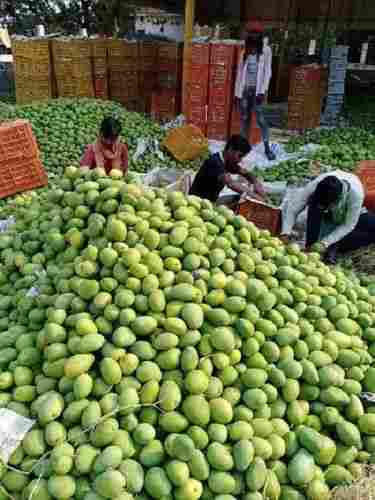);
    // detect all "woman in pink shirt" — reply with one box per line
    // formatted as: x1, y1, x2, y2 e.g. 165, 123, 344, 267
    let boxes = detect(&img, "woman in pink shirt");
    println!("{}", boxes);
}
80, 117, 129, 175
